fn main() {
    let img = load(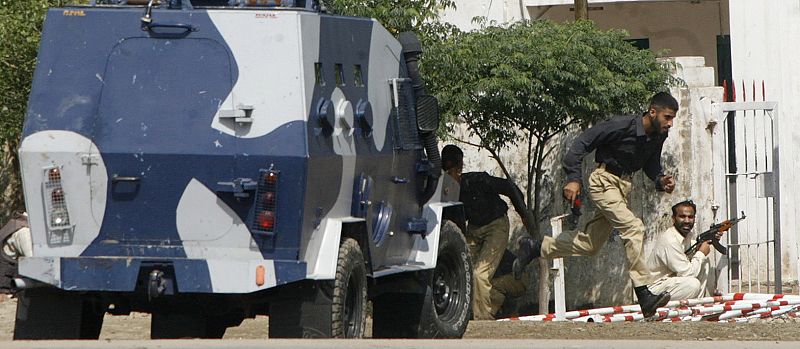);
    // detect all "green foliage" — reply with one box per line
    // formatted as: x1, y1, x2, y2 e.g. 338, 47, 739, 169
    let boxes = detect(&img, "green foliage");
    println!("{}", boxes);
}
0, 1, 61, 143
323, 0, 460, 43
424, 19, 674, 151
